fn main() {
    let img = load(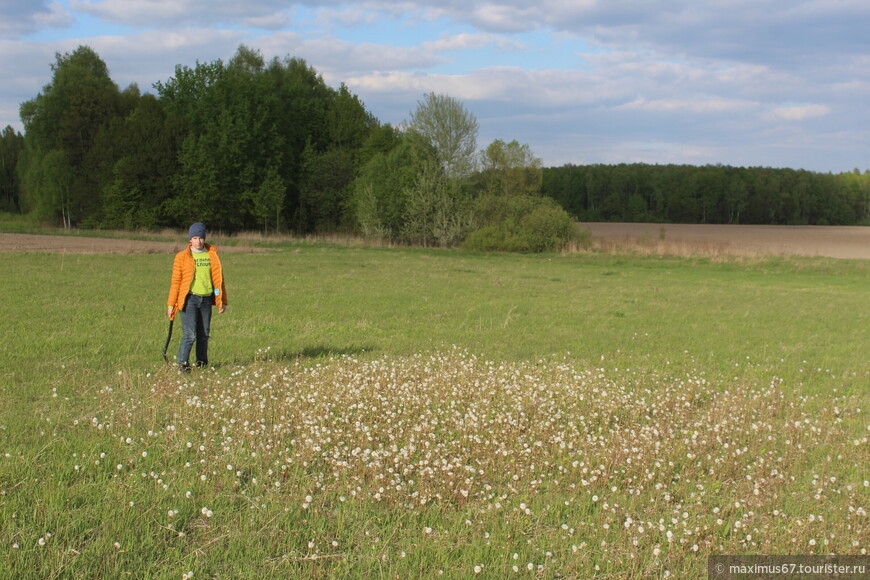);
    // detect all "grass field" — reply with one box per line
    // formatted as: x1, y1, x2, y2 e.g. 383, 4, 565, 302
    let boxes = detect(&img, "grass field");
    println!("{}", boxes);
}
1, 241, 867, 578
